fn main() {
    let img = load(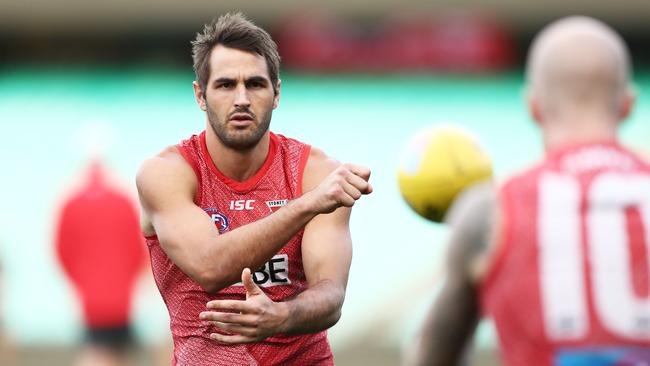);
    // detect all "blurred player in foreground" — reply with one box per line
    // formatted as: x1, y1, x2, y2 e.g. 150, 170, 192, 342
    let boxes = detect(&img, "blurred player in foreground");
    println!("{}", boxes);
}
136, 13, 372, 365
408, 16, 650, 365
